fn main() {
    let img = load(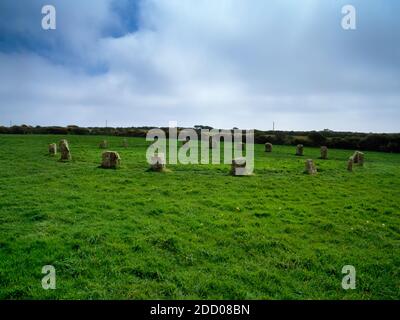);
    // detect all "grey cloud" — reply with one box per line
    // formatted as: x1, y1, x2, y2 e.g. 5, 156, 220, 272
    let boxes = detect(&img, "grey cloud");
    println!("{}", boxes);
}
0, 0, 399, 132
